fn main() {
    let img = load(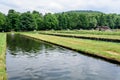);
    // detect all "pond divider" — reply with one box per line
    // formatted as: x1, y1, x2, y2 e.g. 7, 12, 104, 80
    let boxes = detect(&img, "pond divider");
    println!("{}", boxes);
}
39, 32, 120, 43
21, 33, 120, 65
0, 33, 7, 80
